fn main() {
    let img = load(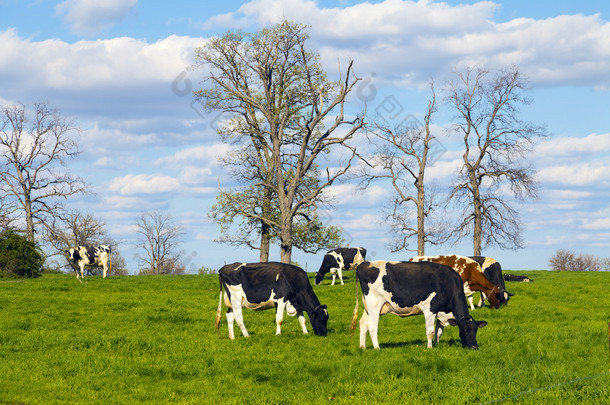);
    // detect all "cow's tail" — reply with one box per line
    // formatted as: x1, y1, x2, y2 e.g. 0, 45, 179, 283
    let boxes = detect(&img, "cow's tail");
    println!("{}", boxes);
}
215, 278, 223, 330
349, 272, 360, 335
